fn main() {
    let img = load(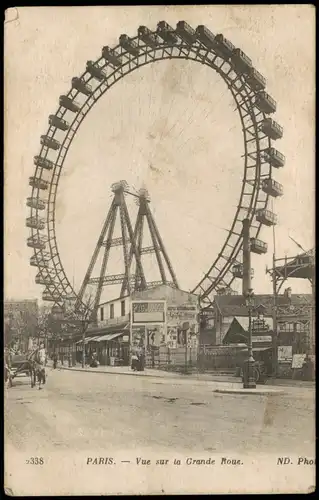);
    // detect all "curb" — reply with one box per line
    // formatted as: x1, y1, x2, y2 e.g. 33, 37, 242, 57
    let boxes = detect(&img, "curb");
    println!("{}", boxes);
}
214, 388, 285, 396
55, 366, 309, 392
55, 366, 239, 384
56, 366, 184, 380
